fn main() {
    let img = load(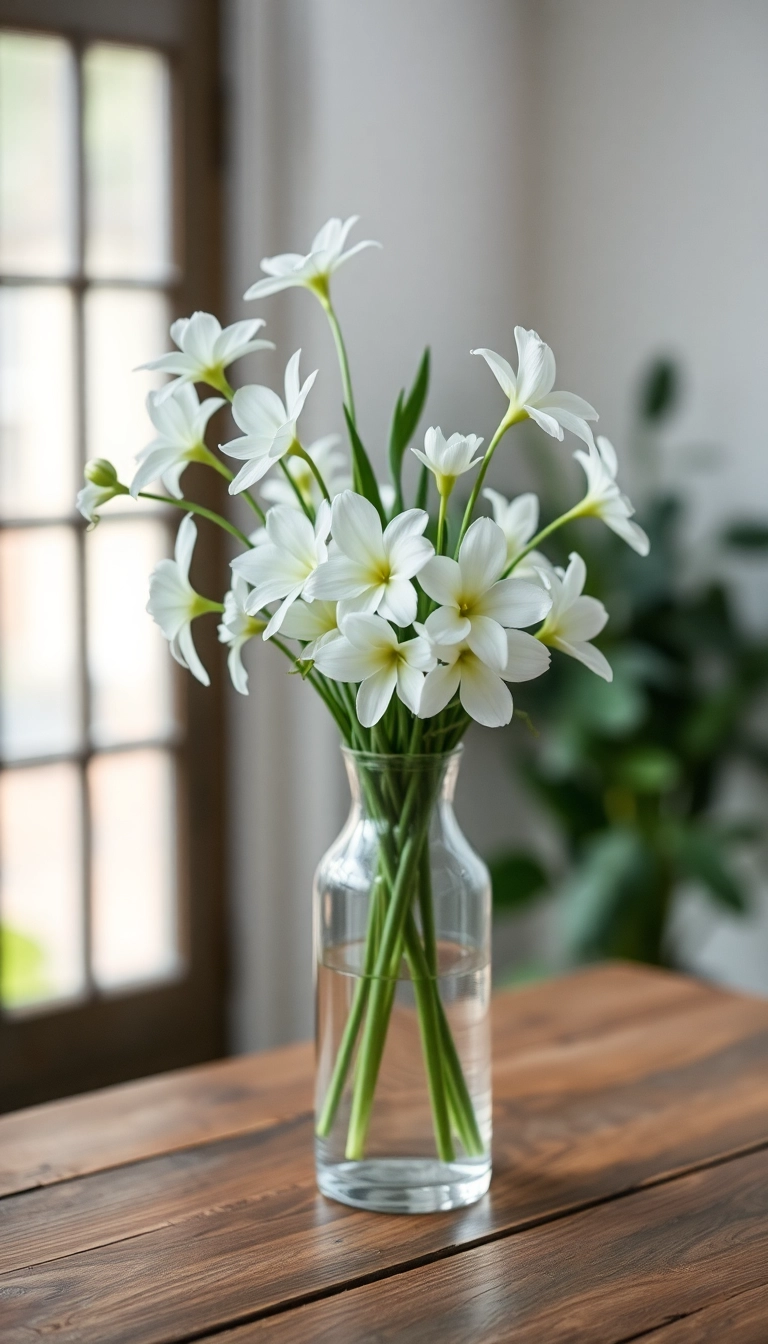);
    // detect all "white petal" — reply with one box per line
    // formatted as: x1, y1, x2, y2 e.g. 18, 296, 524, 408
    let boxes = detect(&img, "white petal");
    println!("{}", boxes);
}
418, 555, 462, 608
459, 517, 507, 594
476, 576, 552, 628
396, 662, 425, 715
502, 630, 551, 682
357, 666, 398, 727
331, 490, 384, 566
314, 635, 381, 683
342, 612, 397, 652
181, 311, 221, 365
263, 586, 304, 639
418, 663, 461, 719
557, 594, 609, 643
425, 606, 471, 646
306, 554, 371, 600
213, 318, 266, 364
555, 637, 613, 682
525, 403, 564, 440
459, 658, 513, 727
243, 274, 300, 300
227, 641, 250, 695
232, 383, 286, 435
471, 347, 517, 400
514, 327, 549, 404
174, 514, 197, 580
604, 513, 650, 556
377, 577, 417, 626
176, 621, 210, 686
401, 634, 437, 673
466, 615, 507, 671
561, 552, 587, 607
